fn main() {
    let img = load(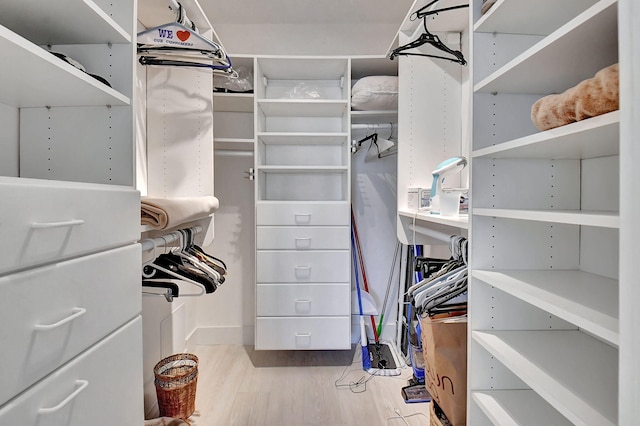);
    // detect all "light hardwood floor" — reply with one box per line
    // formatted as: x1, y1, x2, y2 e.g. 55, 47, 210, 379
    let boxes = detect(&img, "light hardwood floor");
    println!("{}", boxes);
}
185, 344, 431, 426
